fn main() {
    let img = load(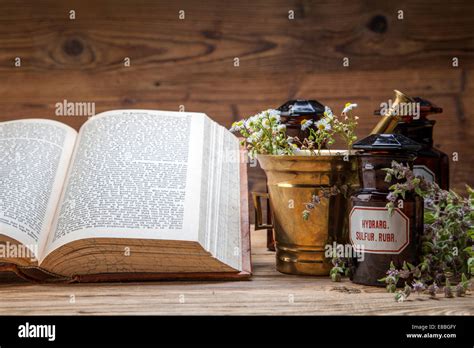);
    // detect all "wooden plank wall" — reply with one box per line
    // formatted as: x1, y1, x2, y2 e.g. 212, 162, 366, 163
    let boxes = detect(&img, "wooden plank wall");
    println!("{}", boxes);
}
0, 0, 473, 221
